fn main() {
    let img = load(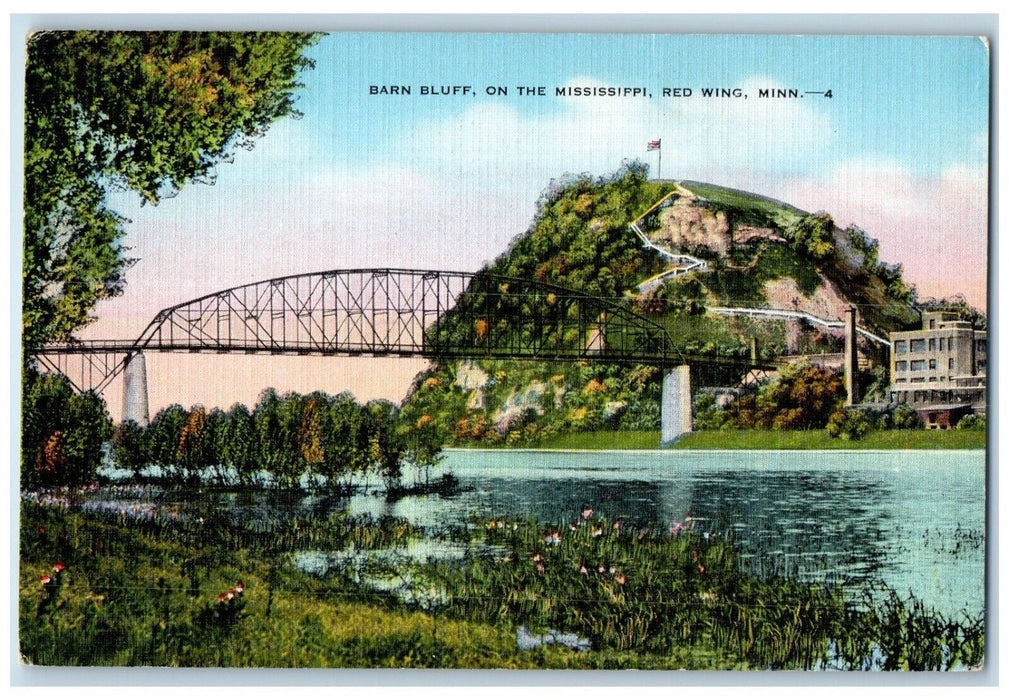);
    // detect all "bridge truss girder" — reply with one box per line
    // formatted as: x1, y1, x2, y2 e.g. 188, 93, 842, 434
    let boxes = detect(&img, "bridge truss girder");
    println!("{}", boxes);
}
36, 268, 695, 393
